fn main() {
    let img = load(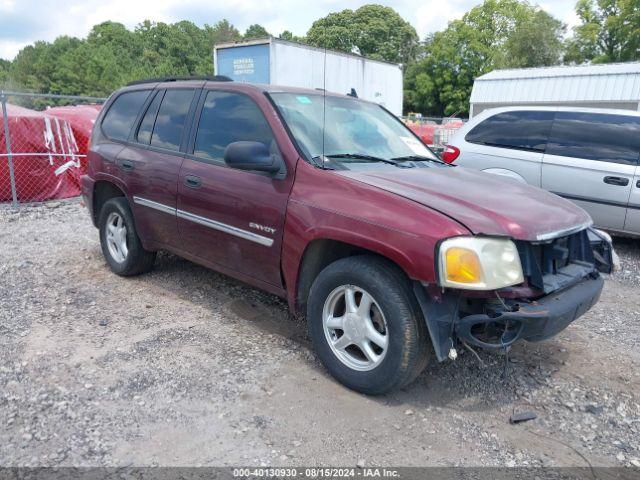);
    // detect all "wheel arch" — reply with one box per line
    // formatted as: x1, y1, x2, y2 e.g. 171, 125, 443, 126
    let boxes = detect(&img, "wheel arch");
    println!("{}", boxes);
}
92, 180, 127, 226
291, 236, 415, 317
